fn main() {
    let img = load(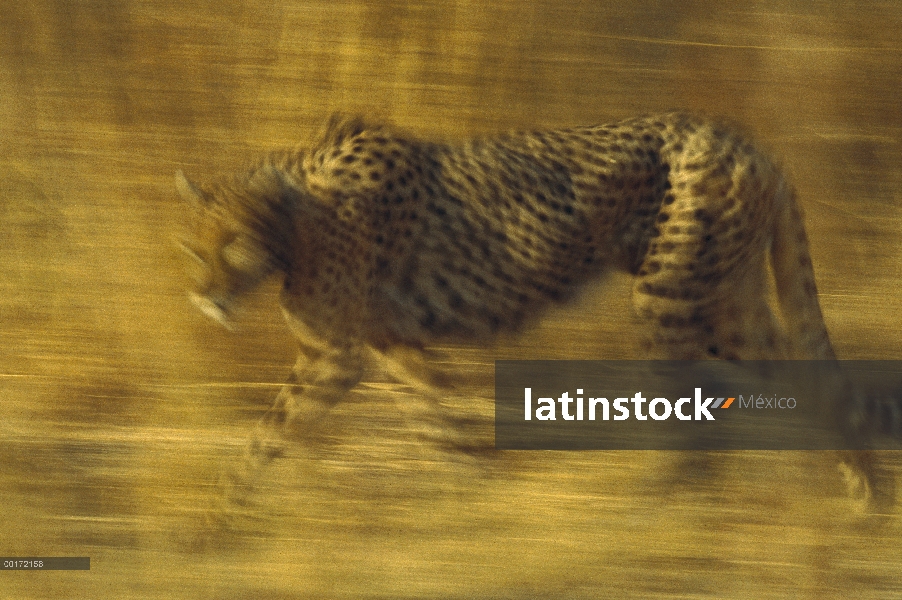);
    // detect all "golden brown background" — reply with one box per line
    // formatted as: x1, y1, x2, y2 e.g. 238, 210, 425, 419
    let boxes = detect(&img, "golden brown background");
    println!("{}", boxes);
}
1, 1, 901, 598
